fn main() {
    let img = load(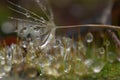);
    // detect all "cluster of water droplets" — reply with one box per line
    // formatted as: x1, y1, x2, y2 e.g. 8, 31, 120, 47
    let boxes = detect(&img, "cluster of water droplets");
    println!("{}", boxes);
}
1, 29, 119, 79
85, 32, 94, 43
0, 46, 12, 78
